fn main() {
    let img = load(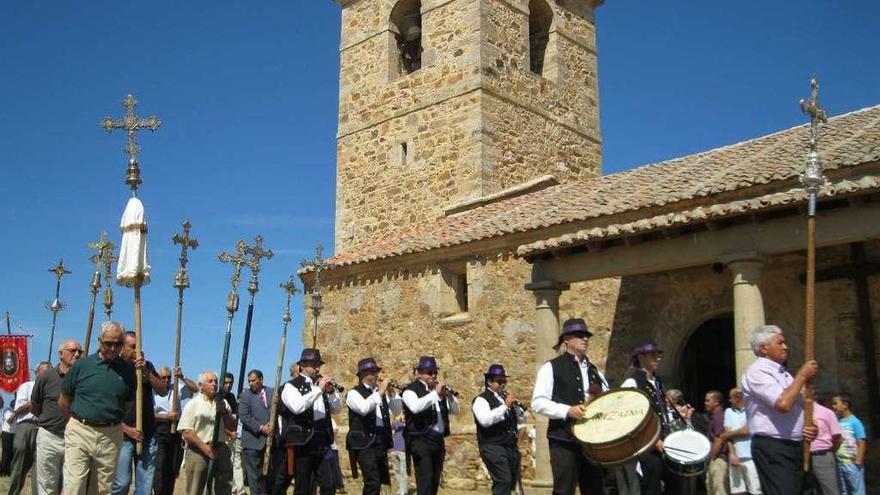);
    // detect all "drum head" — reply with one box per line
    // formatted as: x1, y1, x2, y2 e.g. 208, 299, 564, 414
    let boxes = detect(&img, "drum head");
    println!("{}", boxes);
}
573, 389, 651, 444
663, 430, 711, 464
